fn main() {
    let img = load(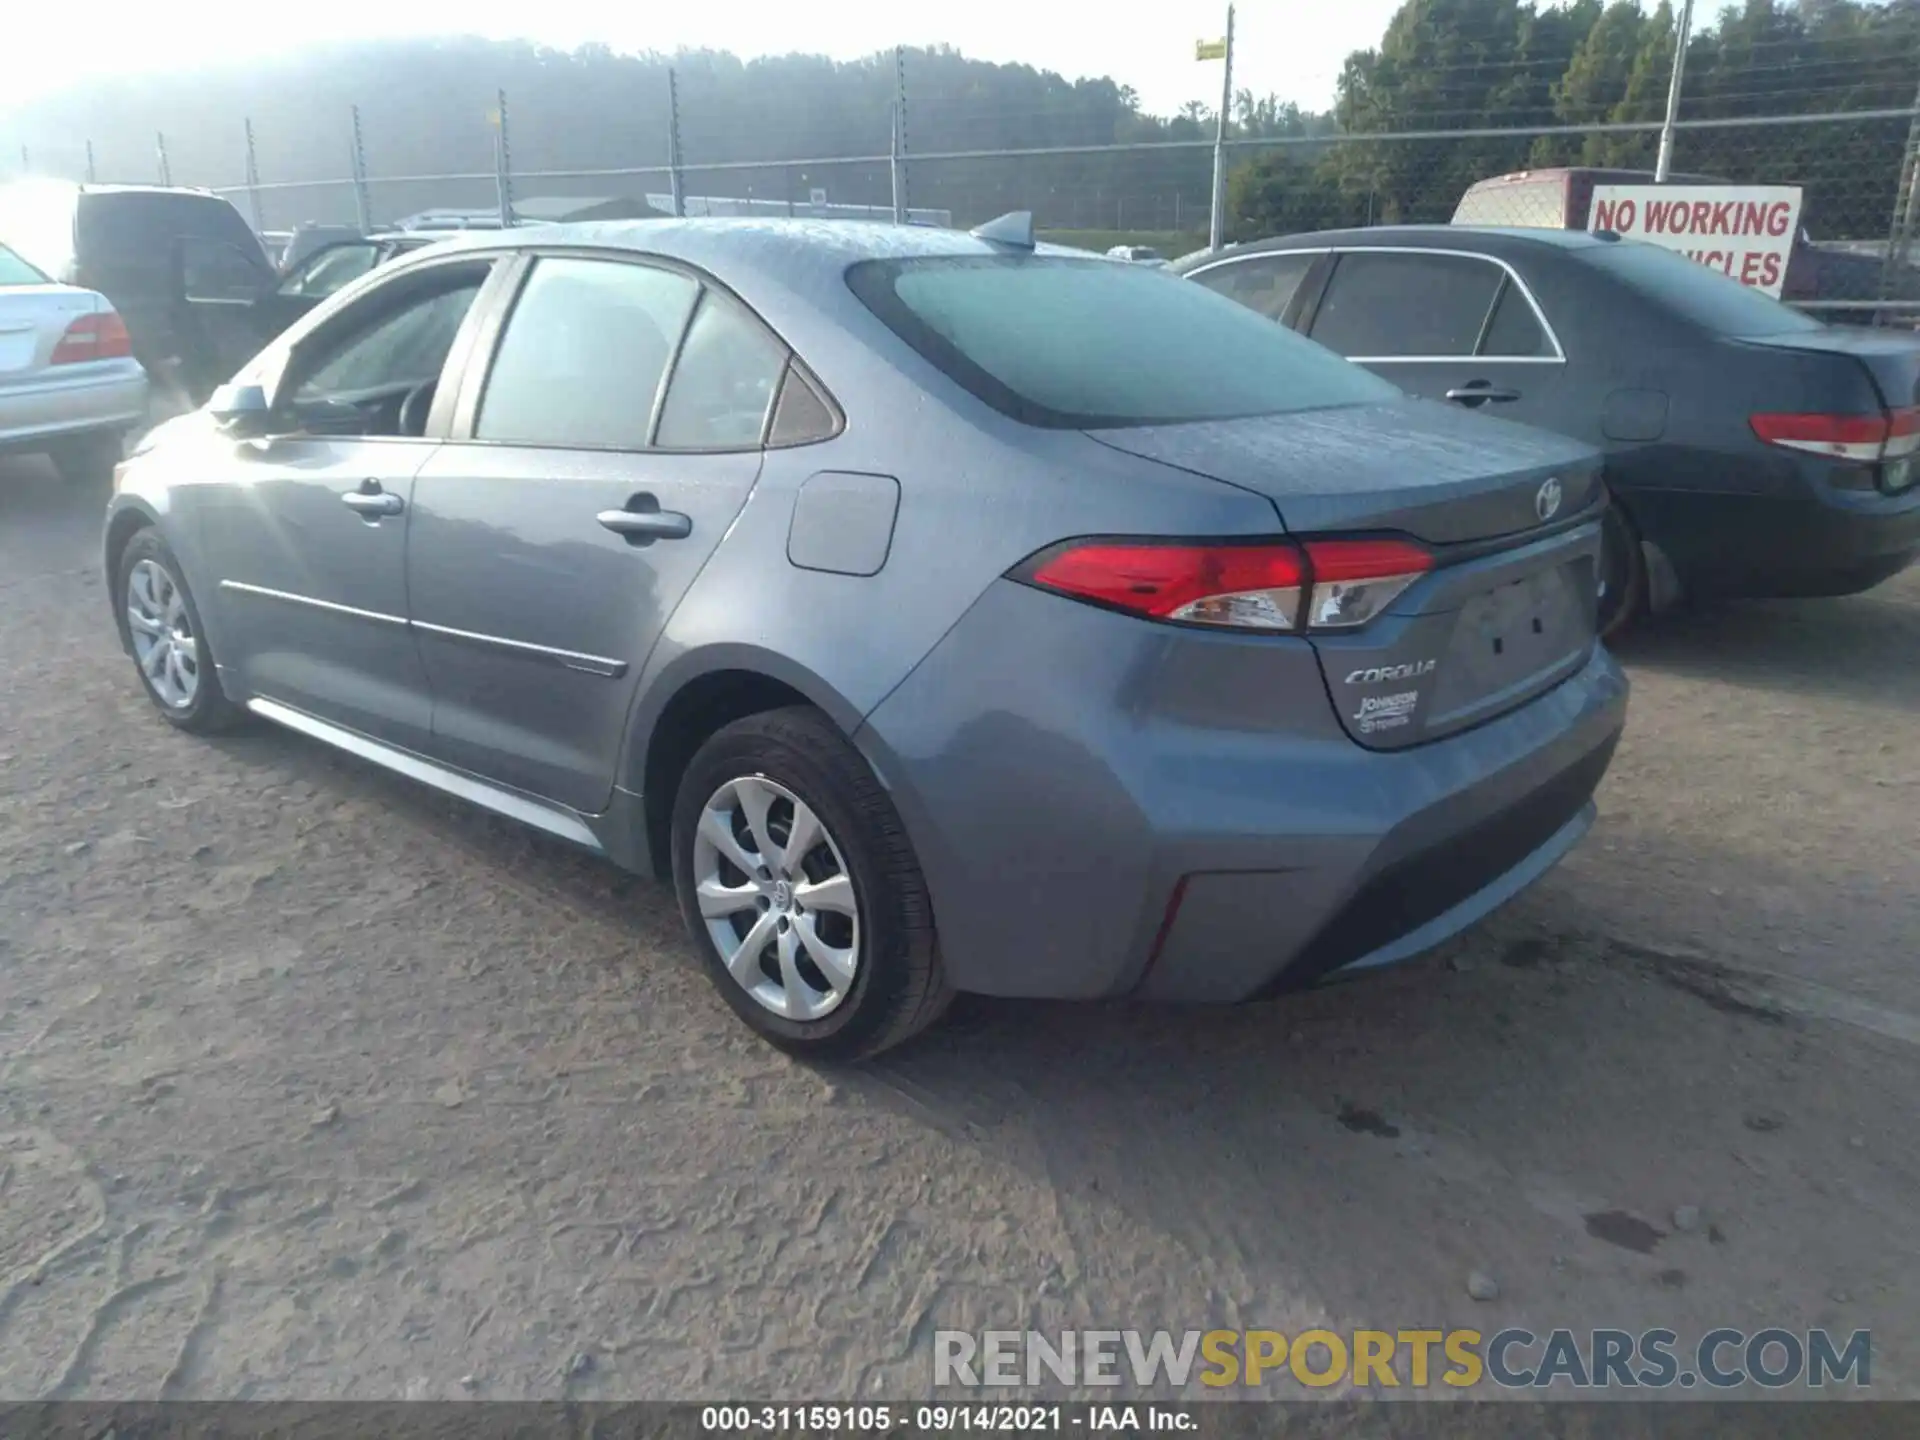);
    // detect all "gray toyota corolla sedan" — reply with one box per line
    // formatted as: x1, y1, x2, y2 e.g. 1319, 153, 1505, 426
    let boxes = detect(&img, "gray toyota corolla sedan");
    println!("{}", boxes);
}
104, 216, 1628, 1058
